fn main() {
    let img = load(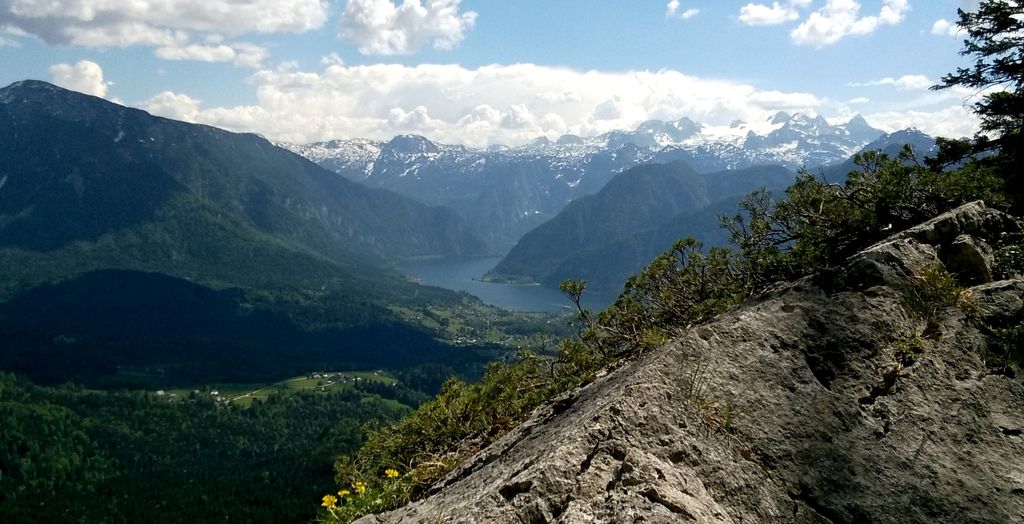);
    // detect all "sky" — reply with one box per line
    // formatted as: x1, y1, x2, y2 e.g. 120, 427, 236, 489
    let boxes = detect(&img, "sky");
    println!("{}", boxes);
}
0, 0, 989, 147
